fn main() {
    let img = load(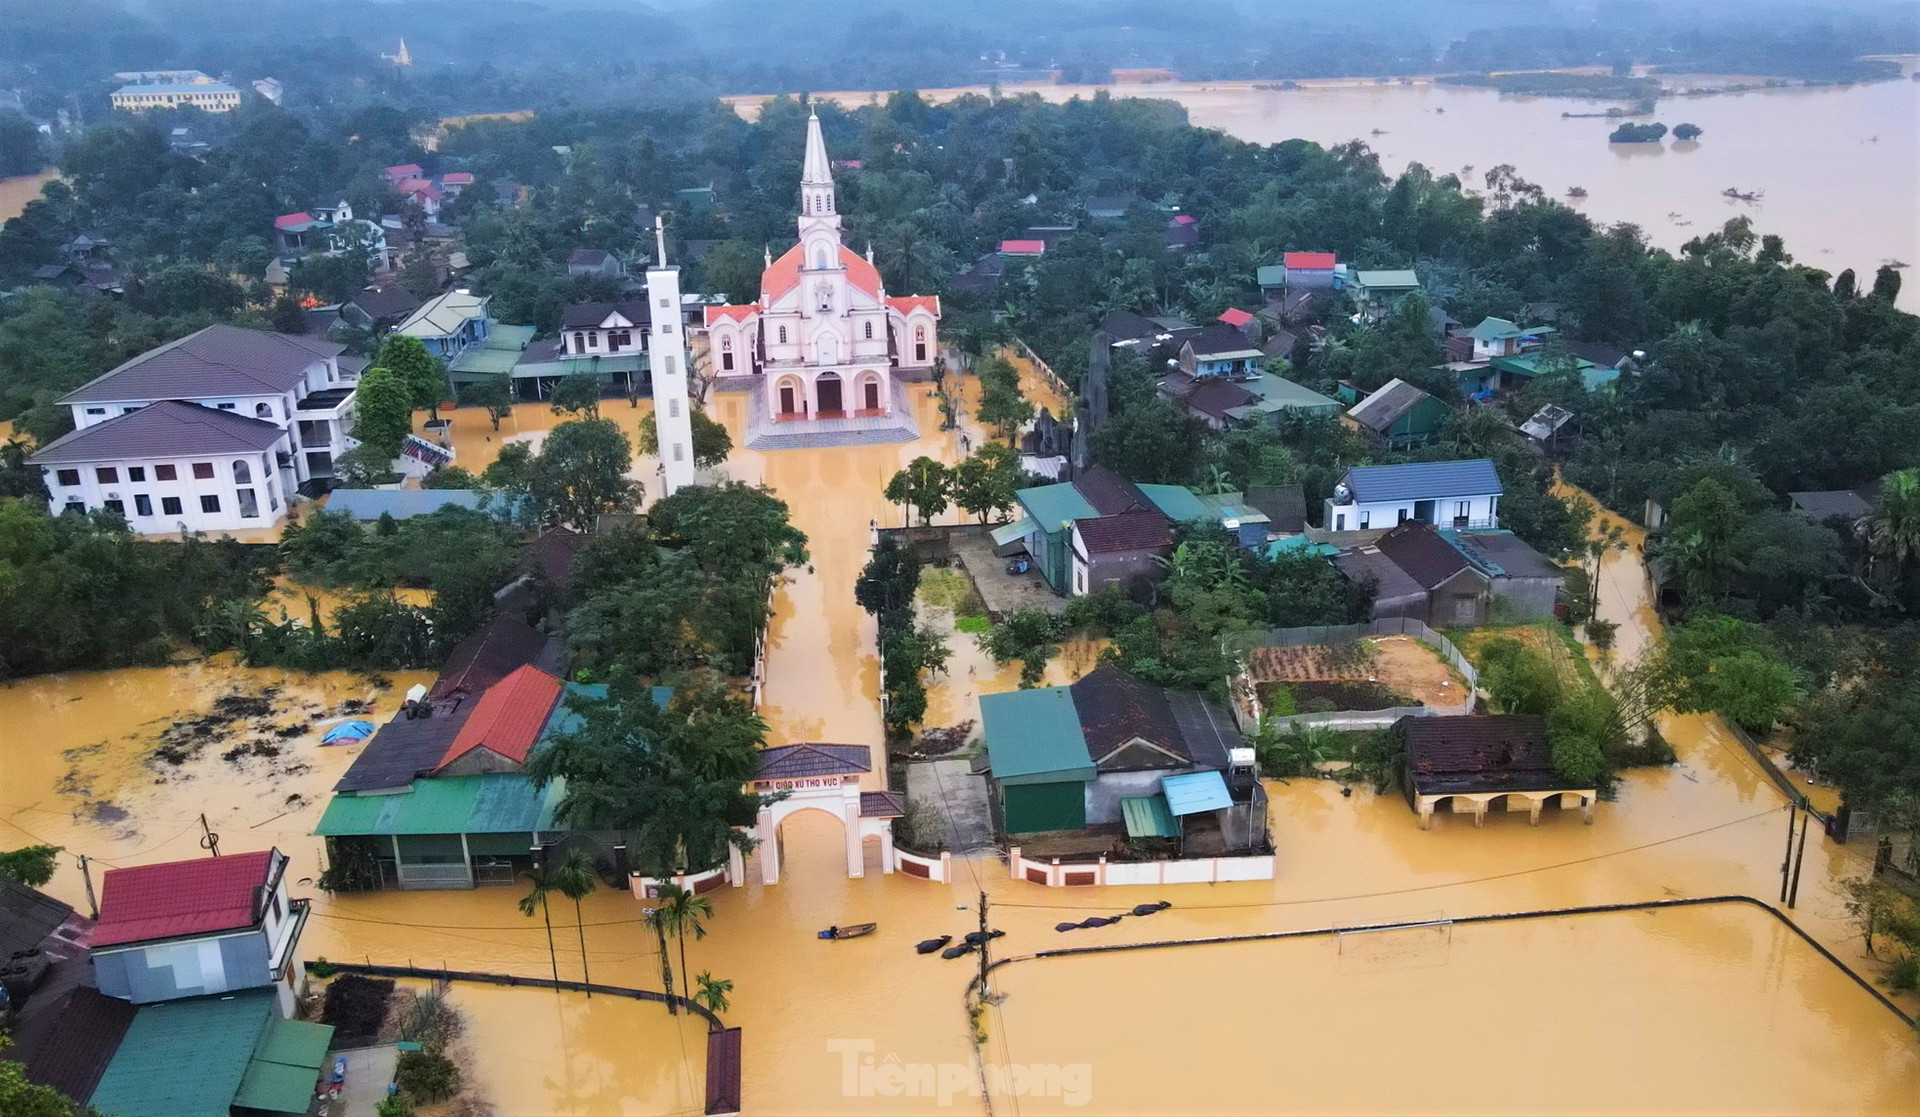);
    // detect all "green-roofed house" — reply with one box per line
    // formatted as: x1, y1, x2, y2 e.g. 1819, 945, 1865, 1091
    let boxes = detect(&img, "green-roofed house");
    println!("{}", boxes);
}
447, 320, 535, 399
87, 988, 334, 1117
1348, 269, 1422, 318
980, 686, 1098, 833
1005, 480, 1100, 594
316, 773, 567, 890
1488, 350, 1617, 392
